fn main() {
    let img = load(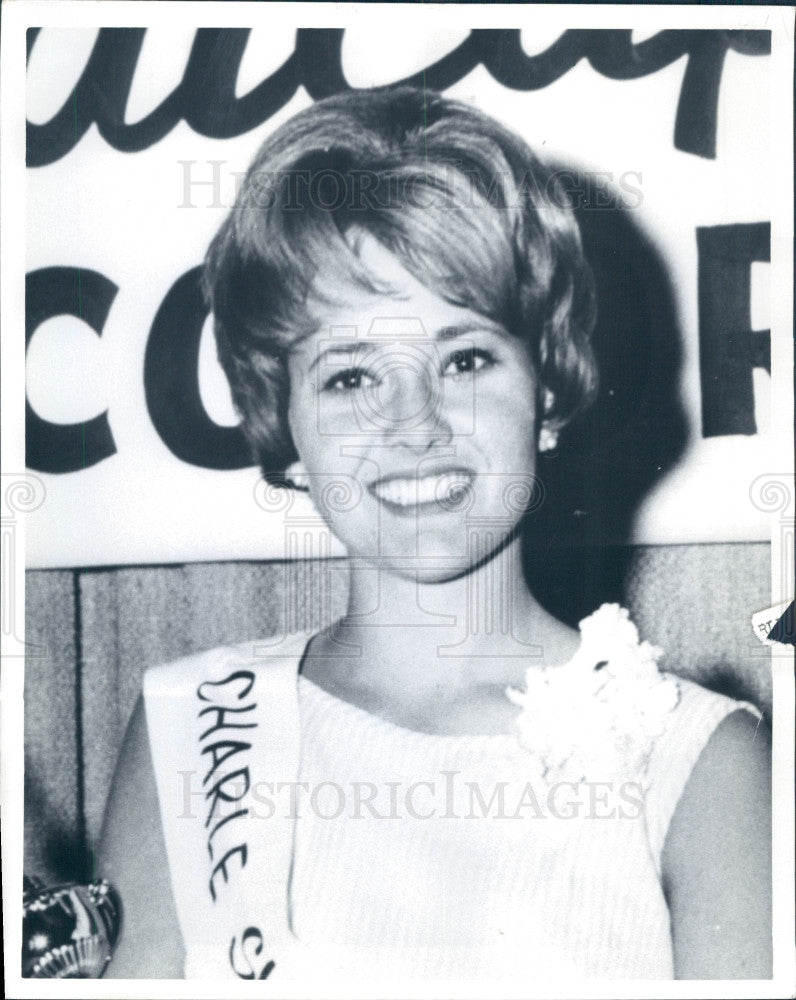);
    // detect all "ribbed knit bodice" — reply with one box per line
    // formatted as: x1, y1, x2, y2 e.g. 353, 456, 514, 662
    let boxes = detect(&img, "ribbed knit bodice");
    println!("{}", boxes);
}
144, 605, 759, 981
290, 666, 756, 980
